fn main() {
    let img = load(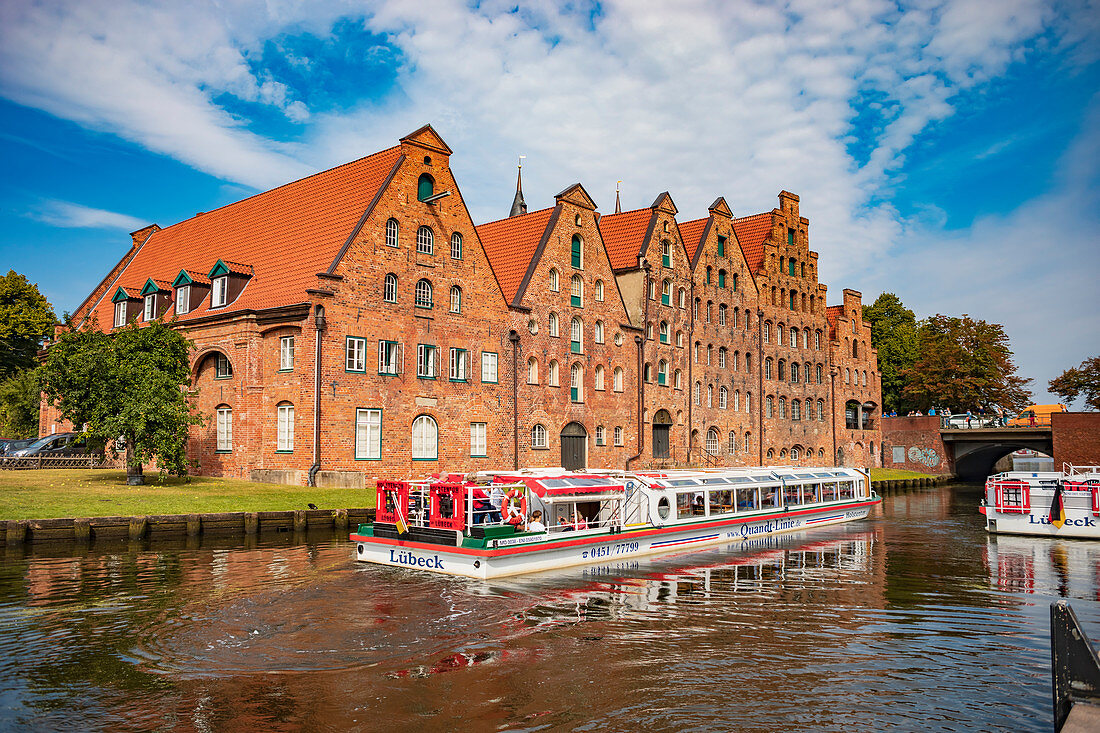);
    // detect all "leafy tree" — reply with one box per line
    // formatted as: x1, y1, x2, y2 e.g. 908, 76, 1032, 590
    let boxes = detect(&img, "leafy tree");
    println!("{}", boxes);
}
0, 370, 43, 438
1049, 356, 1100, 410
40, 319, 203, 484
863, 292, 920, 413
901, 314, 1032, 413
0, 270, 56, 380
